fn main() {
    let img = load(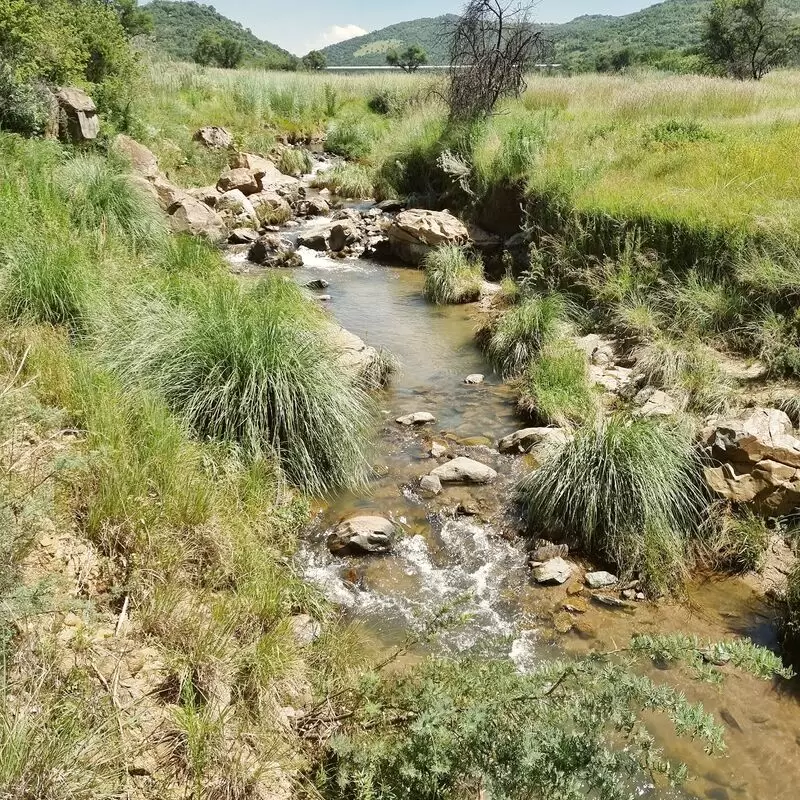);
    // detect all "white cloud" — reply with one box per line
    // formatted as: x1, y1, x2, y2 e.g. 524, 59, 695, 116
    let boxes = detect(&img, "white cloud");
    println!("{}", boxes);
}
308, 23, 368, 50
